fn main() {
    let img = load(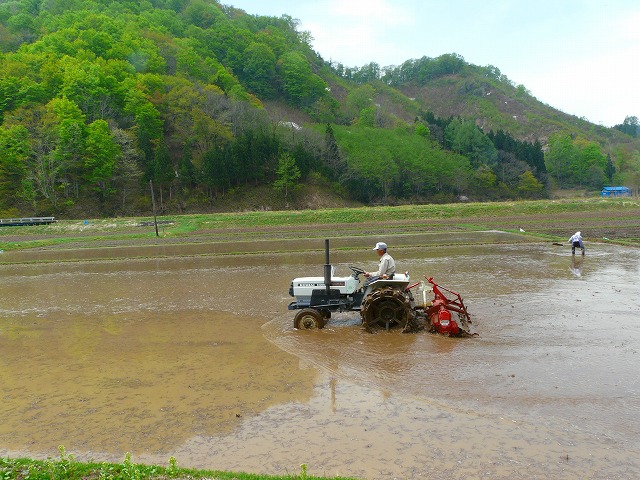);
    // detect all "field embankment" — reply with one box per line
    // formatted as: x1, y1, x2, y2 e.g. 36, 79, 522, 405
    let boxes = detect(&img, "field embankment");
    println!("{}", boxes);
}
0, 199, 638, 258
